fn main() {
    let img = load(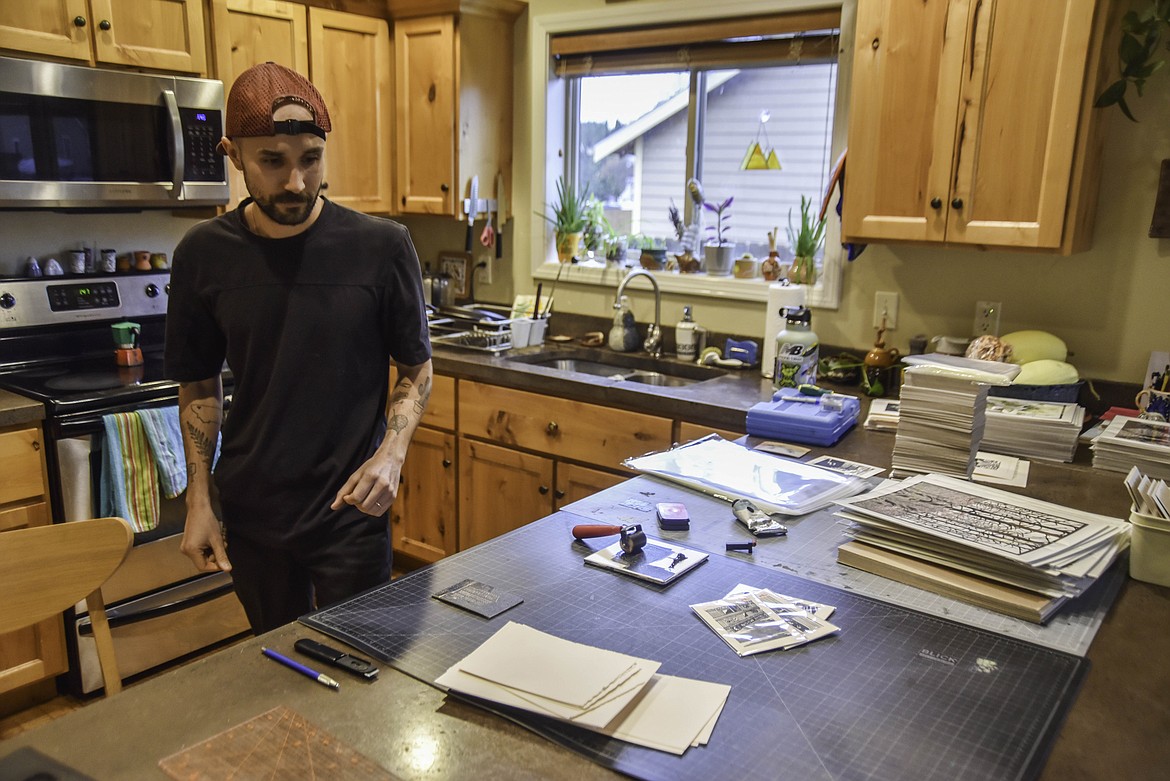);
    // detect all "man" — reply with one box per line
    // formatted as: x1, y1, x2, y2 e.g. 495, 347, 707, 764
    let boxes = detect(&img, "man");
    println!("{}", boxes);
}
165, 62, 432, 633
